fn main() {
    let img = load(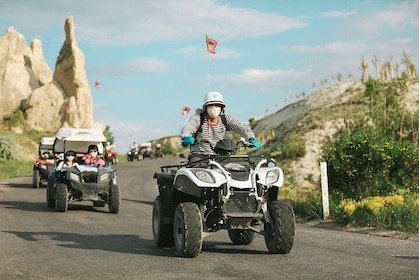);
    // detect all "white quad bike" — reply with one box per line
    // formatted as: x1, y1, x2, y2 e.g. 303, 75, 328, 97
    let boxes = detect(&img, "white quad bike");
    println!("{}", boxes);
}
152, 138, 295, 258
